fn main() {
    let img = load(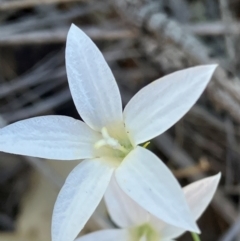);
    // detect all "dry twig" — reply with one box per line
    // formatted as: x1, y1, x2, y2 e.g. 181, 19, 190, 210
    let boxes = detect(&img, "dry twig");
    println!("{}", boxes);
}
0, 28, 136, 45
0, 0, 84, 11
